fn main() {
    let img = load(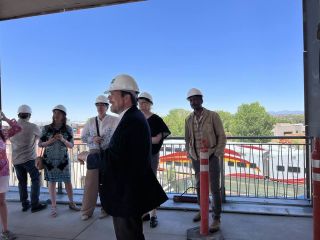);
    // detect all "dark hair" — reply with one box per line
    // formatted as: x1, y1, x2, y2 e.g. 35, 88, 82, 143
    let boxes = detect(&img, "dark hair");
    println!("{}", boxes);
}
51, 110, 67, 129
138, 97, 153, 105
95, 103, 109, 107
0, 130, 4, 142
121, 91, 138, 106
